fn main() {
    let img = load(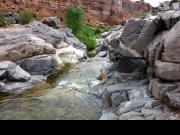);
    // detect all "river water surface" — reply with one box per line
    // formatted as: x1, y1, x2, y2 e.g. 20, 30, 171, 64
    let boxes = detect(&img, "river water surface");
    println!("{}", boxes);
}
0, 58, 106, 120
